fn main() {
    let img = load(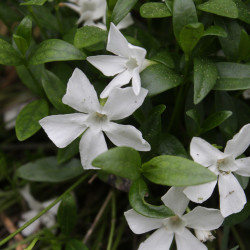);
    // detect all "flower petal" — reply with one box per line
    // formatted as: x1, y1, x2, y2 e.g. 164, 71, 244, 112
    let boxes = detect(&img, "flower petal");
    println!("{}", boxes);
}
19, 210, 40, 236
175, 228, 207, 250
183, 206, 223, 230
138, 228, 174, 250
62, 68, 100, 113
103, 87, 148, 120
224, 124, 250, 158
116, 13, 134, 30
218, 174, 246, 217
183, 180, 217, 204
124, 209, 163, 234
100, 70, 132, 99
79, 128, 108, 170
104, 122, 150, 151
42, 199, 60, 215
132, 68, 141, 96
39, 114, 88, 148
235, 157, 250, 176
129, 44, 147, 66
190, 137, 224, 167
161, 187, 189, 216
87, 55, 127, 76
20, 185, 42, 210
107, 23, 130, 57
